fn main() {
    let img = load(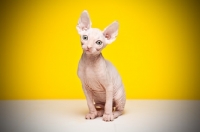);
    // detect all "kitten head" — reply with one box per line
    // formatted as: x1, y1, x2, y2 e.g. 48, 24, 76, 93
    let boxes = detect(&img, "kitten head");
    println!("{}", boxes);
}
76, 10, 119, 55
